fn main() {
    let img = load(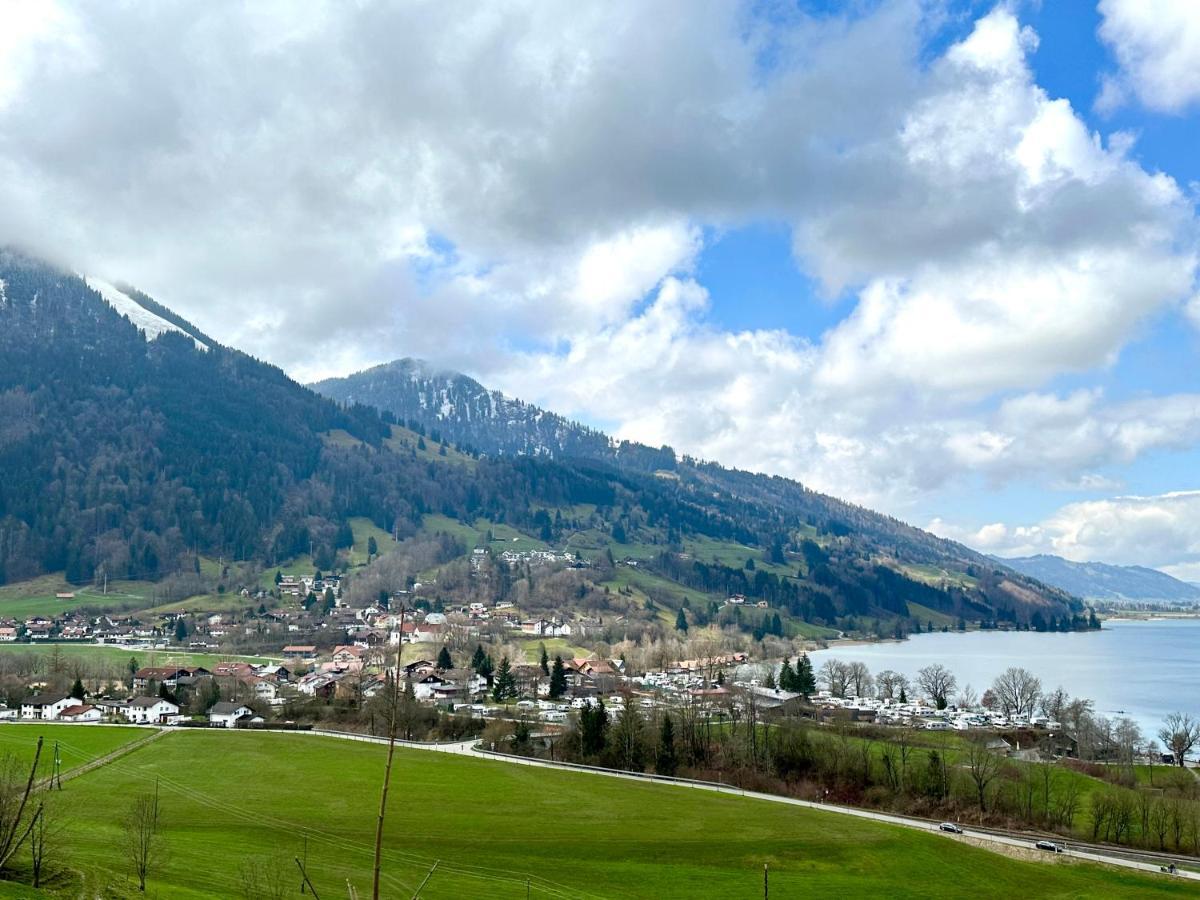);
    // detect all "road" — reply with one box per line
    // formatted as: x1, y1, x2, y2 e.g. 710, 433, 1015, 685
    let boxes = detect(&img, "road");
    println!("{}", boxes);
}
269, 726, 1200, 885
